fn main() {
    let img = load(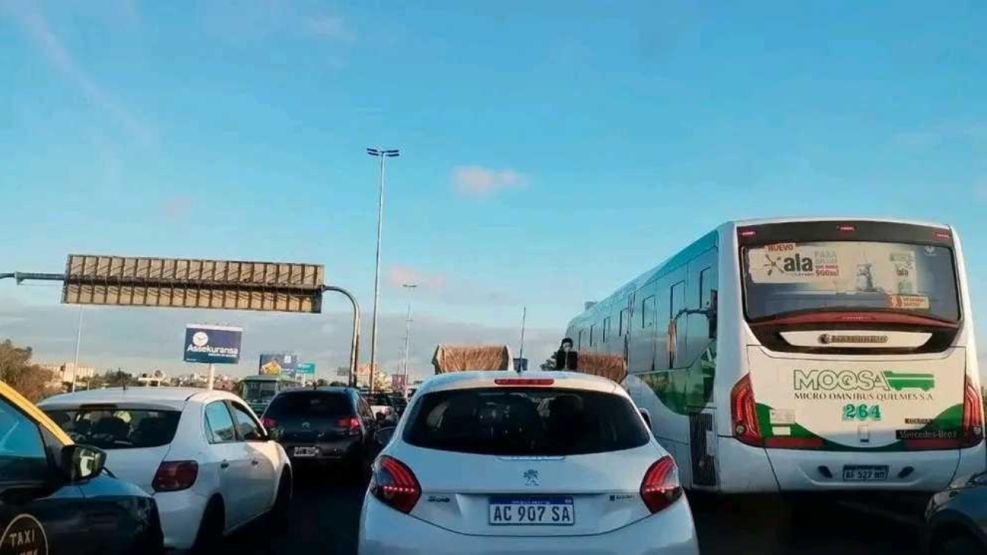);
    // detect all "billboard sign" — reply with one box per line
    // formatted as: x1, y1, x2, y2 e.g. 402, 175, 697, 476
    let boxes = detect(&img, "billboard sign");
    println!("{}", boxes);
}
296, 363, 316, 376
259, 353, 298, 376
183, 325, 242, 364
63, 255, 324, 313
